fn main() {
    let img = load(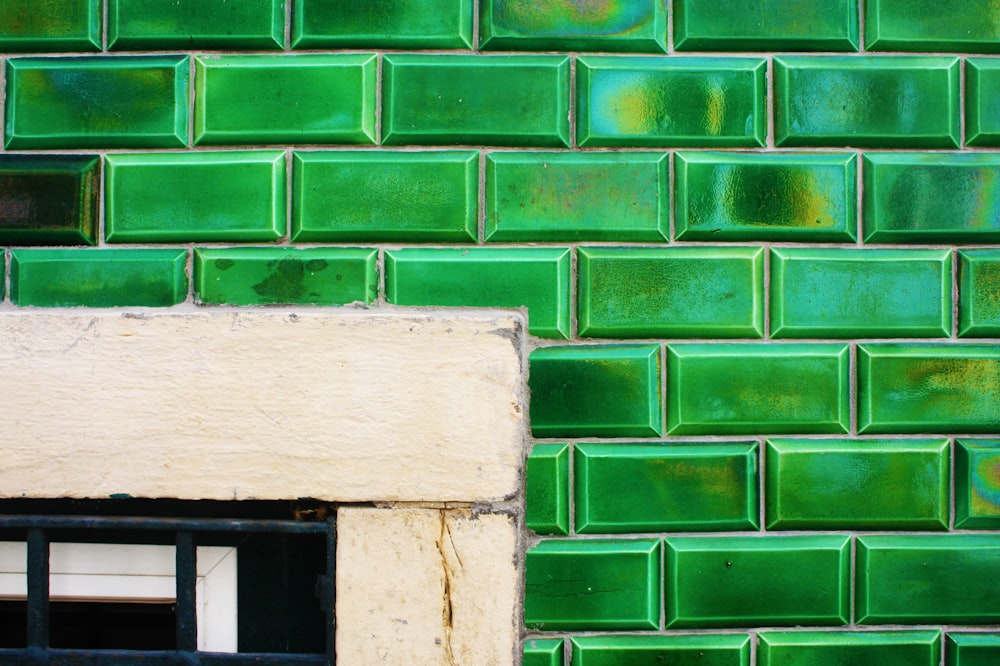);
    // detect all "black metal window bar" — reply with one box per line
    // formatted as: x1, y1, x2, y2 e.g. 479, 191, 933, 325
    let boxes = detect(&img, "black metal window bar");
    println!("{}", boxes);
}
0, 513, 335, 665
